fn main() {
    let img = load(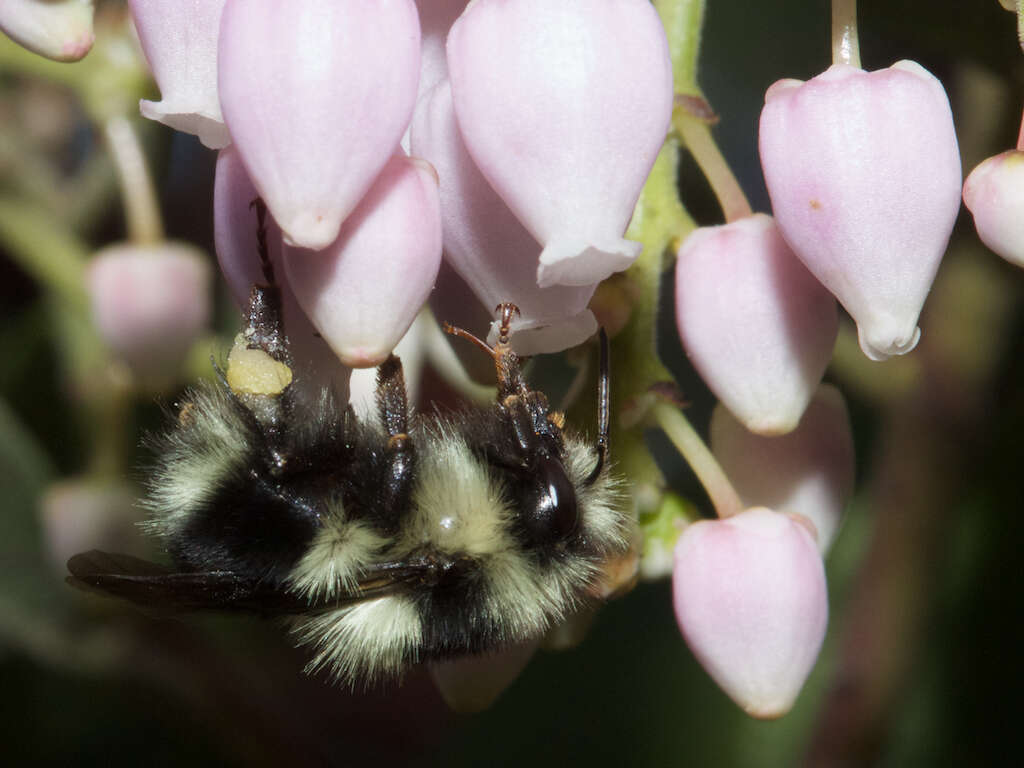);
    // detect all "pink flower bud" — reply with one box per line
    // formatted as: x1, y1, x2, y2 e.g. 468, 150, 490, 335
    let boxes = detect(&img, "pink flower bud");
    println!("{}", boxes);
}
0, 0, 93, 62
40, 478, 141, 574
674, 214, 838, 435
759, 62, 962, 361
411, 81, 597, 354
218, 0, 421, 250
87, 242, 211, 388
710, 385, 855, 553
673, 507, 828, 719
429, 640, 539, 713
446, 0, 673, 288
963, 149, 1024, 268
127, 0, 229, 149
282, 154, 442, 369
